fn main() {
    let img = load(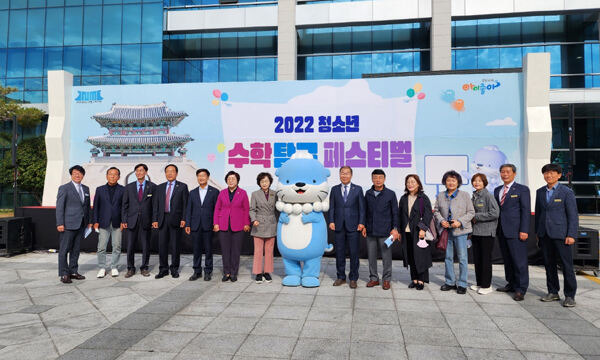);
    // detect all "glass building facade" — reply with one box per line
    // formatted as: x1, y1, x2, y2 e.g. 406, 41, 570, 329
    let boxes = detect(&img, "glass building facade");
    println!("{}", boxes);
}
162, 30, 277, 83
551, 103, 600, 214
297, 23, 430, 80
451, 14, 600, 88
0, 0, 163, 103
